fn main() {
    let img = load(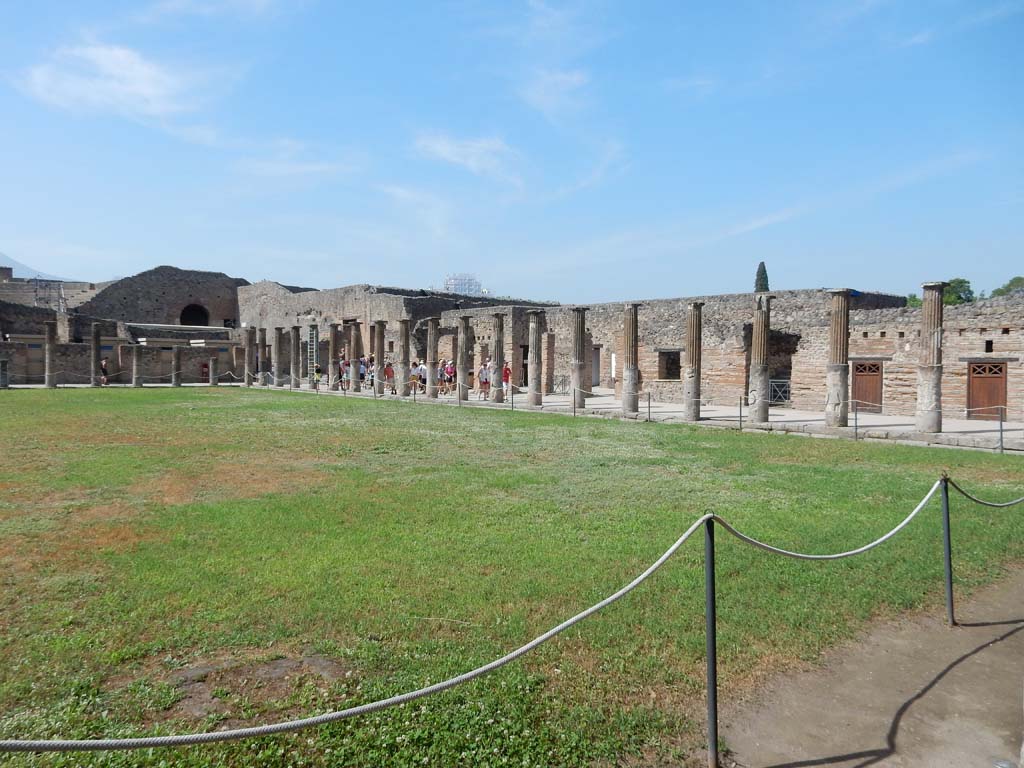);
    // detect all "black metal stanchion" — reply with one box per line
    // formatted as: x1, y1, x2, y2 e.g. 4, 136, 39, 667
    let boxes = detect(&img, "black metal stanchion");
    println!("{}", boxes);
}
854, 401, 859, 441
572, 389, 576, 418
647, 391, 651, 422
738, 397, 743, 431
999, 407, 1004, 454
704, 517, 719, 768
941, 475, 956, 626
